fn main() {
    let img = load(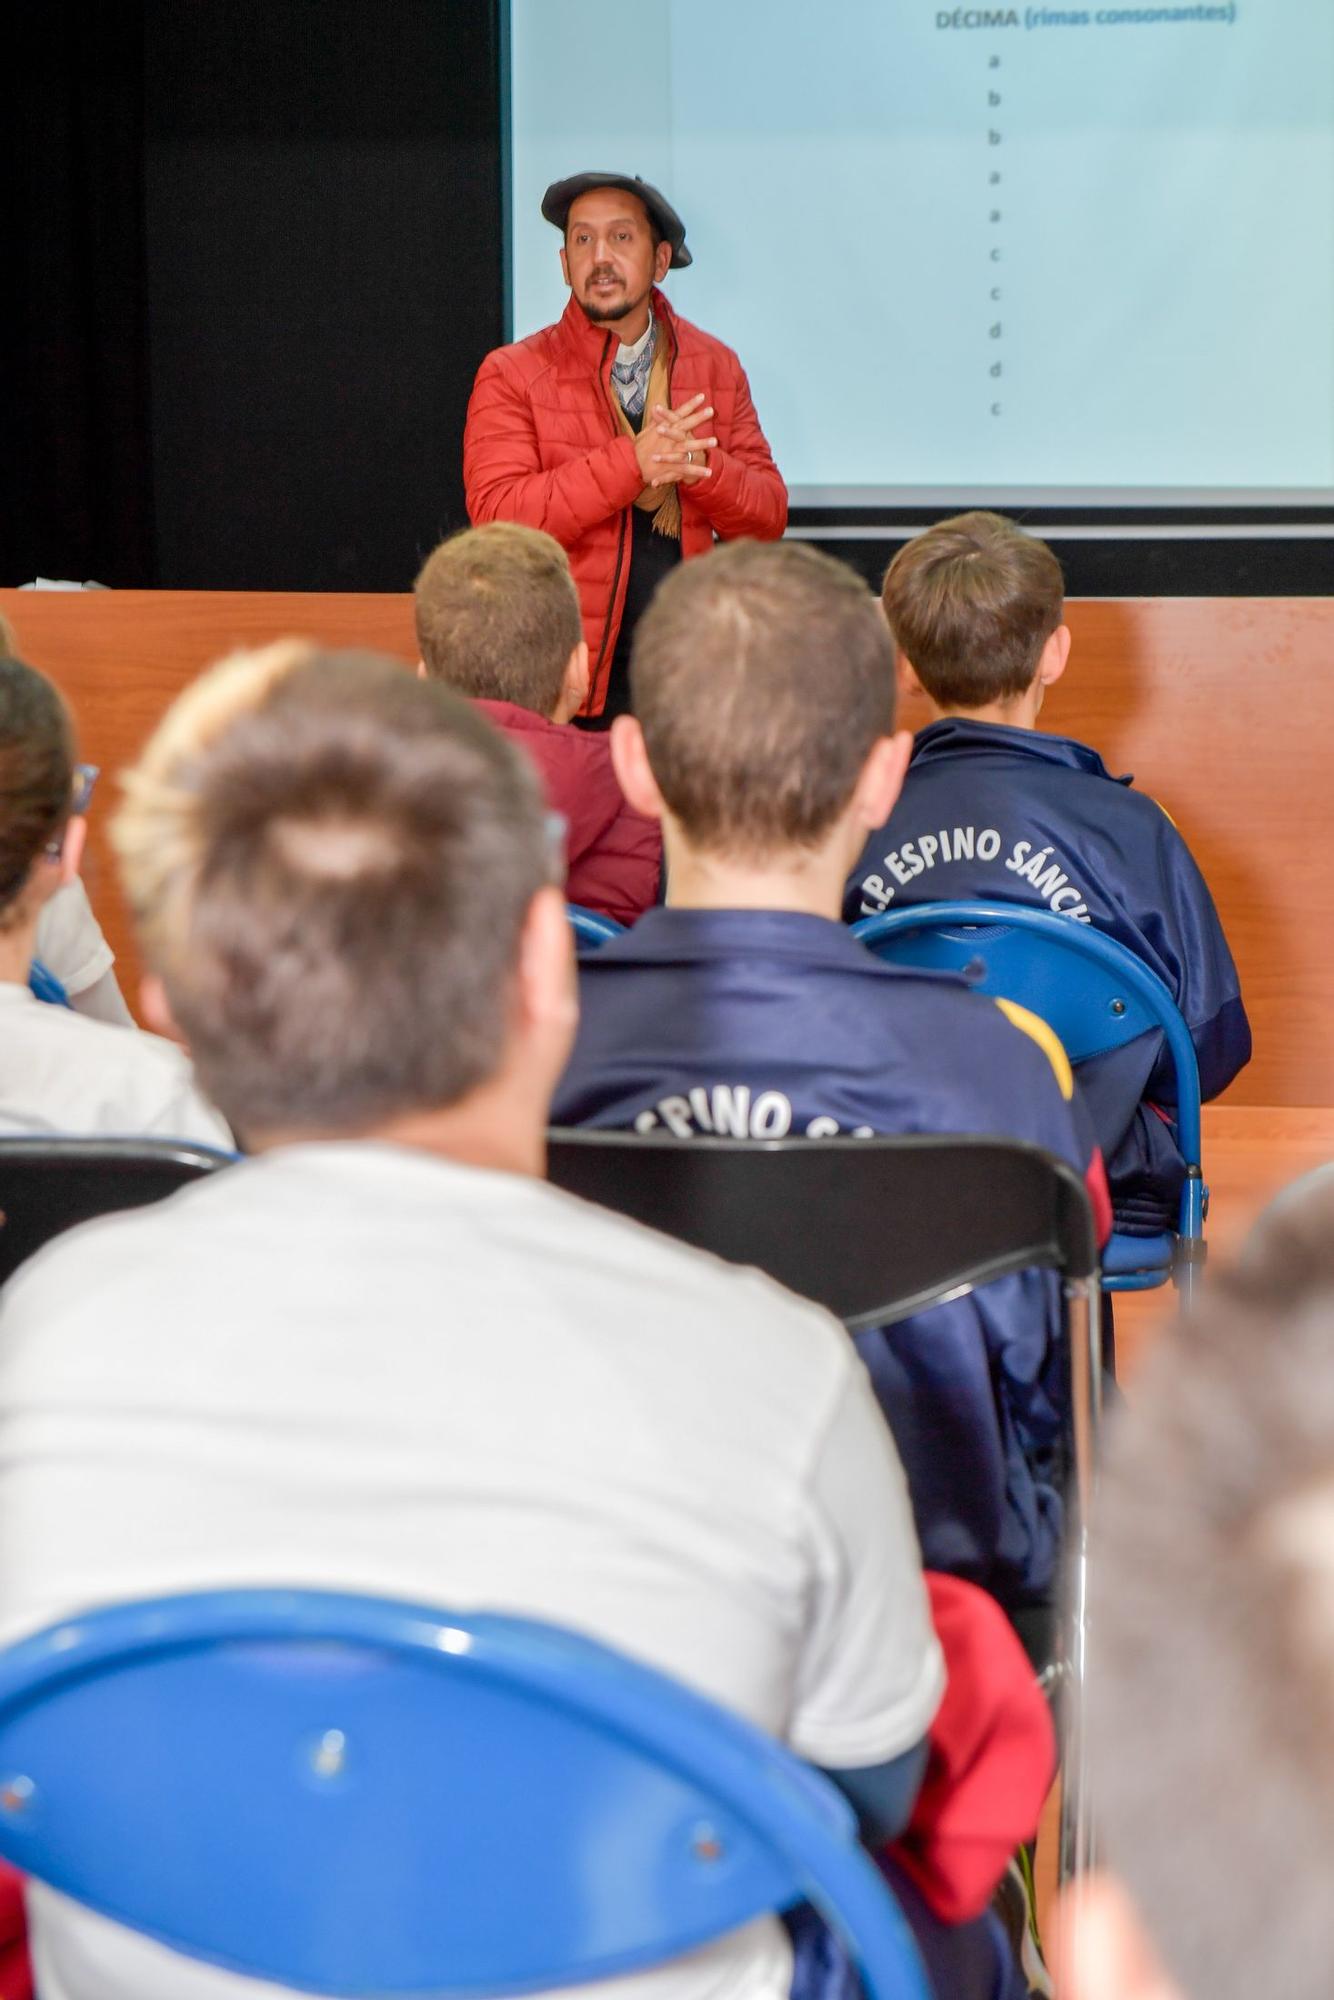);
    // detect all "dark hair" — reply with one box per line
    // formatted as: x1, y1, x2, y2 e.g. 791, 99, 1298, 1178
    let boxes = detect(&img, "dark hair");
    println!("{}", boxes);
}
415, 524, 582, 717
0, 657, 74, 932
114, 648, 551, 1142
881, 511, 1065, 706
1091, 1281, 1334, 1999
630, 540, 896, 856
